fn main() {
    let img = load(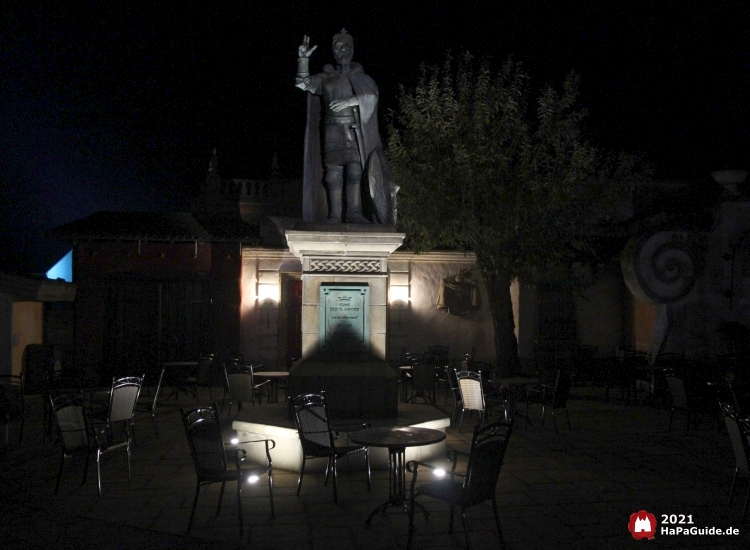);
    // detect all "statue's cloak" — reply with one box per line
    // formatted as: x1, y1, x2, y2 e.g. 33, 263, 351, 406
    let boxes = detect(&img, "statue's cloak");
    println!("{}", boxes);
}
302, 63, 395, 224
